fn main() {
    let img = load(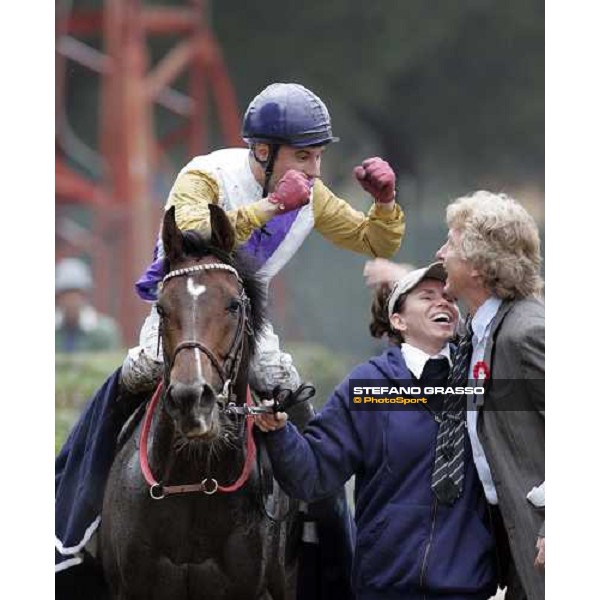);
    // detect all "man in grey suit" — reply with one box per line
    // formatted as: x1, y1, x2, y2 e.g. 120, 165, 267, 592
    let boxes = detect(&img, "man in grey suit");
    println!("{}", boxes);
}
436, 191, 544, 600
